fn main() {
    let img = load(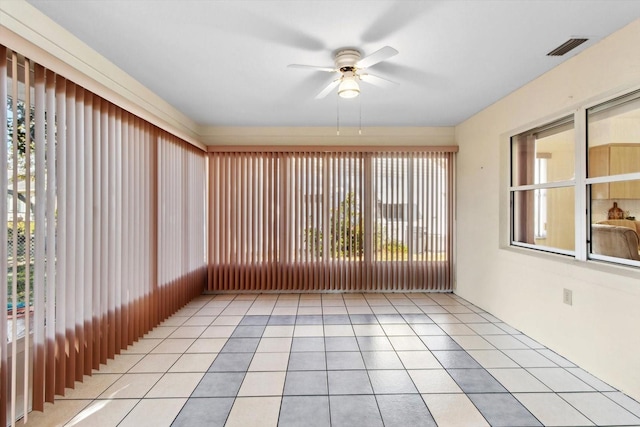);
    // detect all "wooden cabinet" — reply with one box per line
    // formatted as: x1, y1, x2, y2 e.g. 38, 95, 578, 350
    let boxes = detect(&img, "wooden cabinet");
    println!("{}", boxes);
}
589, 143, 640, 199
